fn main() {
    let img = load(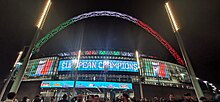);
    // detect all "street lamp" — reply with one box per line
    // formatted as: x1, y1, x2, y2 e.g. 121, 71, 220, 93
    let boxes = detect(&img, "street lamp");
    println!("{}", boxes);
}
165, 1, 204, 100
9, 0, 52, 93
